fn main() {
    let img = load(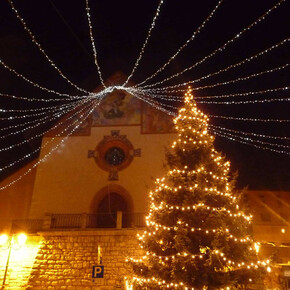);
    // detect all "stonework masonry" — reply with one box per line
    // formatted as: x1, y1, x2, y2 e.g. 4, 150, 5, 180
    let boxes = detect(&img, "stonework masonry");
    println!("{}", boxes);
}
26, 229, 143, 290
0, 236, 41, 289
